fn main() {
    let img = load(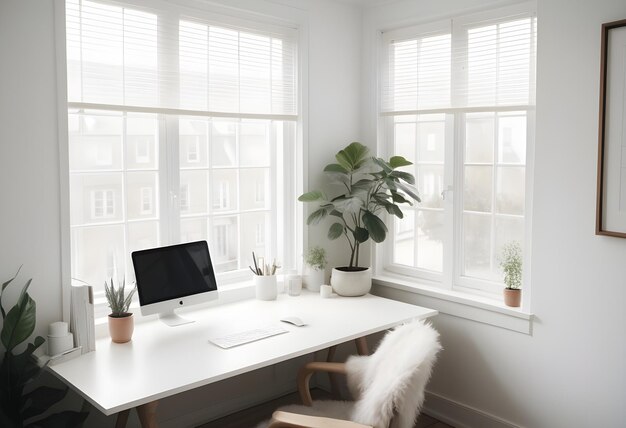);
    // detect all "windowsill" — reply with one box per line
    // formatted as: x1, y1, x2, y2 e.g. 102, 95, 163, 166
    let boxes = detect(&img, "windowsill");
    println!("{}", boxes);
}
372, 273, 534, 334
94, 280, 257, 338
